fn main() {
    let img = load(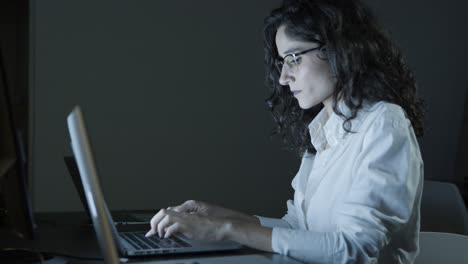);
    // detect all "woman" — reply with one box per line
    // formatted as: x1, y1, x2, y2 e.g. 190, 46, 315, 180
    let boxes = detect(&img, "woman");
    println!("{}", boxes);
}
146, 0, 425, 263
